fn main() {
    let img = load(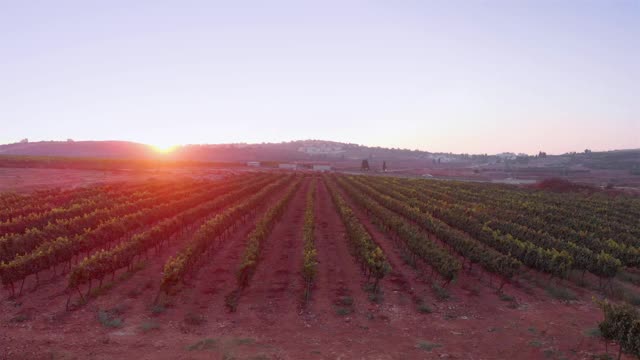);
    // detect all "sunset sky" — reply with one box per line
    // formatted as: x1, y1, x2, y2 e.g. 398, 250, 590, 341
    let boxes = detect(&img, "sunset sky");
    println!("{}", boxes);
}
1, 1, 638, 154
